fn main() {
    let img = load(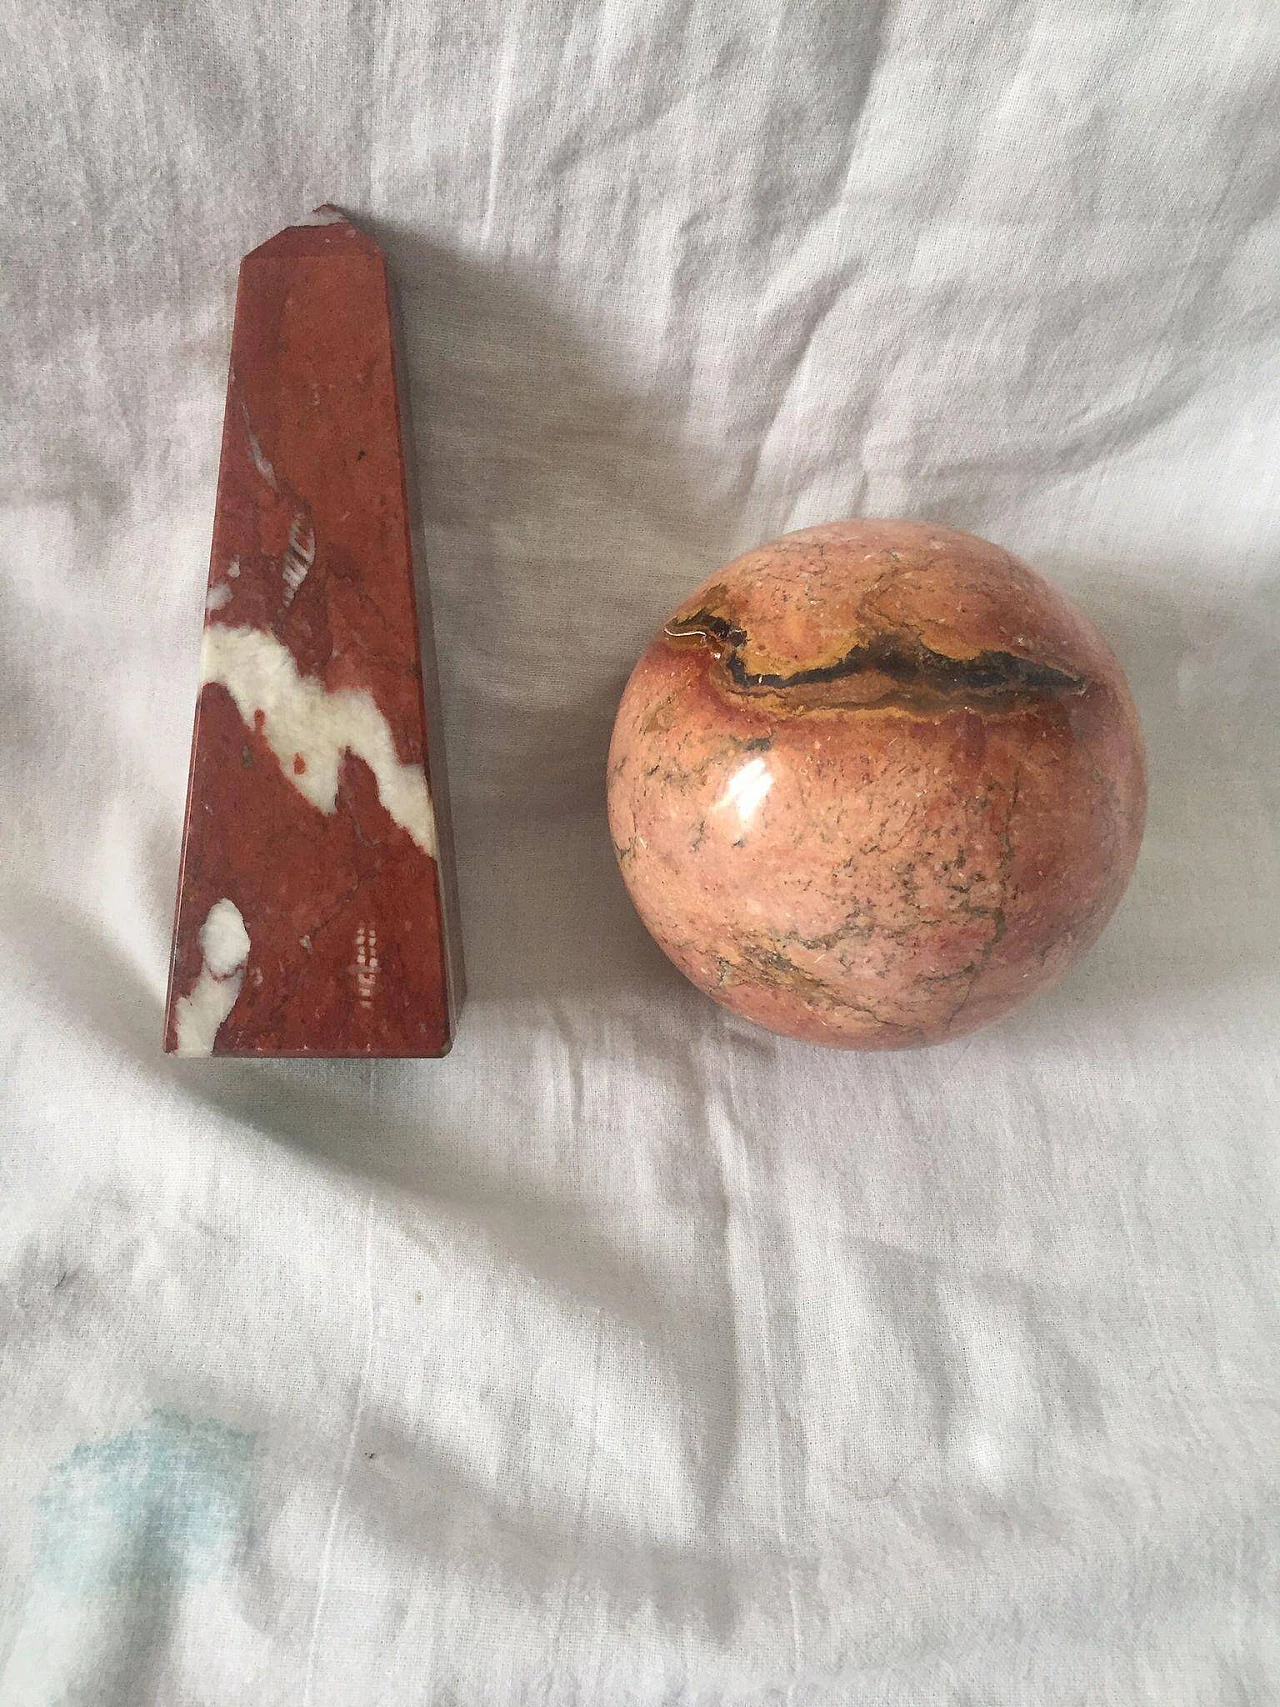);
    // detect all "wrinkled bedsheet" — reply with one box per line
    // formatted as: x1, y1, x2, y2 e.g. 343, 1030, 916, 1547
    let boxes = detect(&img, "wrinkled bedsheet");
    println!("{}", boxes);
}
2, 2, 1278, 1701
